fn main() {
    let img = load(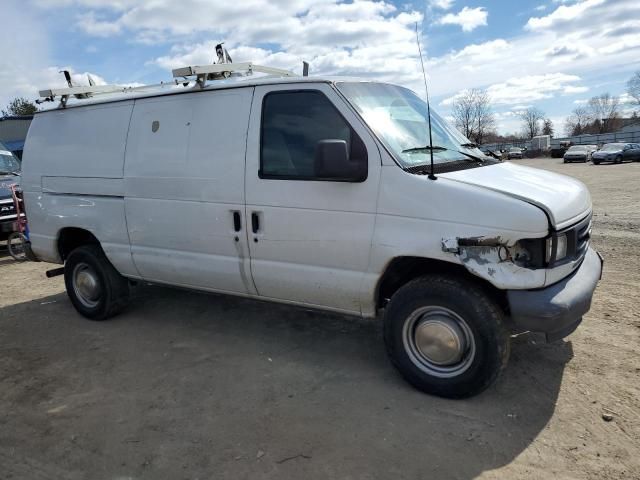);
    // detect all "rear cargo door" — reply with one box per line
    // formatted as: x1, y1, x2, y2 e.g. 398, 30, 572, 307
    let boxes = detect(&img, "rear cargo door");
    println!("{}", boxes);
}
123, 88, 256, 295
